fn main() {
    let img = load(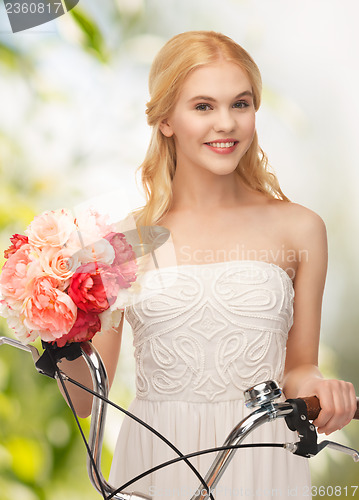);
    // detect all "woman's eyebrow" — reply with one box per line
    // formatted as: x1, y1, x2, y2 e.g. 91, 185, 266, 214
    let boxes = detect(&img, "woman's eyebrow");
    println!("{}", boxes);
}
187, 90, 253, 103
